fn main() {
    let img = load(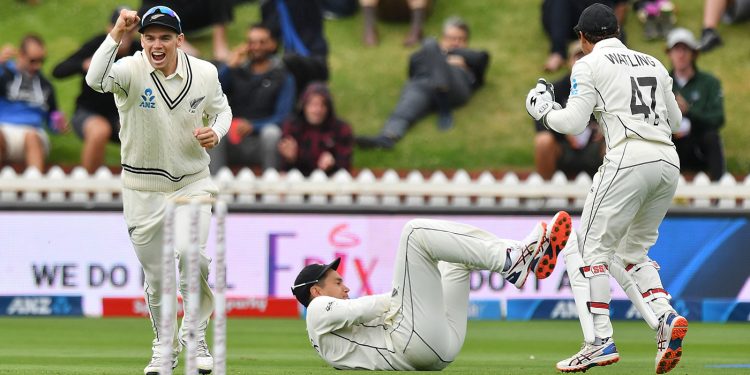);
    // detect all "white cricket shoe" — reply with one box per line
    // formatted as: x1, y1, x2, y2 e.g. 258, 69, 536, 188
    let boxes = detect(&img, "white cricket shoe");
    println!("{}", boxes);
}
556, 337, 620, 373
504, 221, 547, 288
143, 350, 178, 375
655, 312, 688, 374
196, 339, 214, 374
